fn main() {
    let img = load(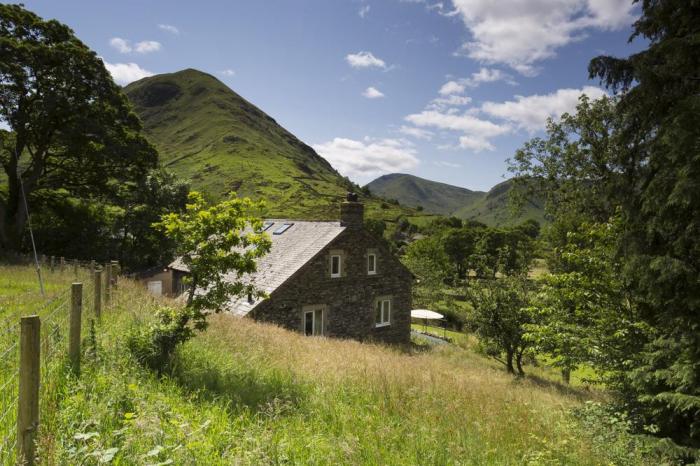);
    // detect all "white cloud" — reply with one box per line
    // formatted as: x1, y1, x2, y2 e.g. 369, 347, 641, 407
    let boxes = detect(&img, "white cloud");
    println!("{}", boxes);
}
458, 136, 494, 151
449, 0, 636, 74
134, 40, 161, 53
434, 160, 462, 168
481, 85, 606, 132
359, 4, 371, 18
109, 37, 161, 54
104, 61, 153, 85
158, 24, 179, 34
220, 69, 236, 77
362, 86, 385, 99
405, 109, 509, 152
439, 80, 465, 95
406, 110, 509, 137
427, 94, 472, 110
109, 37, 131, 53
399, 125, 434, 140
346, 51, 387, 69
464, 67, 515, 87
313, 137, 419, 178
